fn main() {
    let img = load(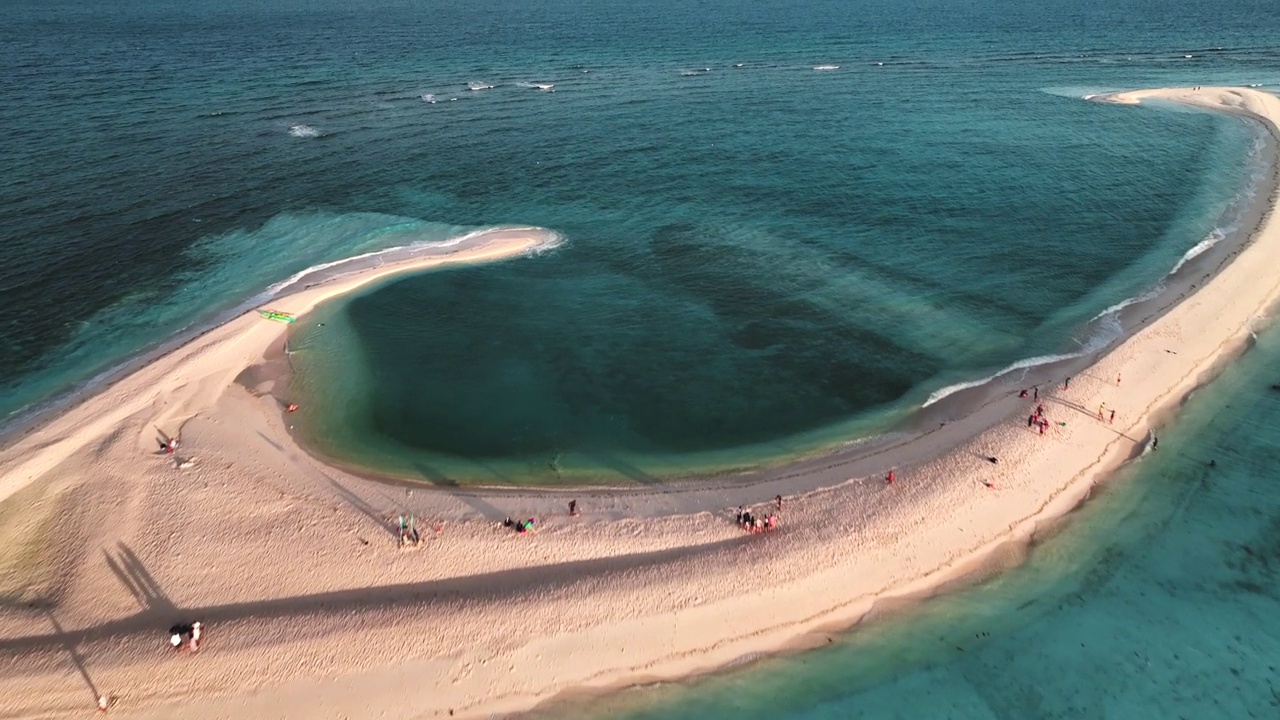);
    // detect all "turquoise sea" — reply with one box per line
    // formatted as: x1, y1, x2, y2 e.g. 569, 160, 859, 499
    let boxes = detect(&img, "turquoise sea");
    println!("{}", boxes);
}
4, 0, 1280, 716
